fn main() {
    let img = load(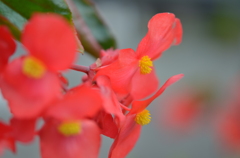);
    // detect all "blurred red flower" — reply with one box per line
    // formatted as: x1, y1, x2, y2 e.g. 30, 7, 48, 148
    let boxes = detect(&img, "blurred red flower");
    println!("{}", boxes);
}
0, 13, 78, 118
